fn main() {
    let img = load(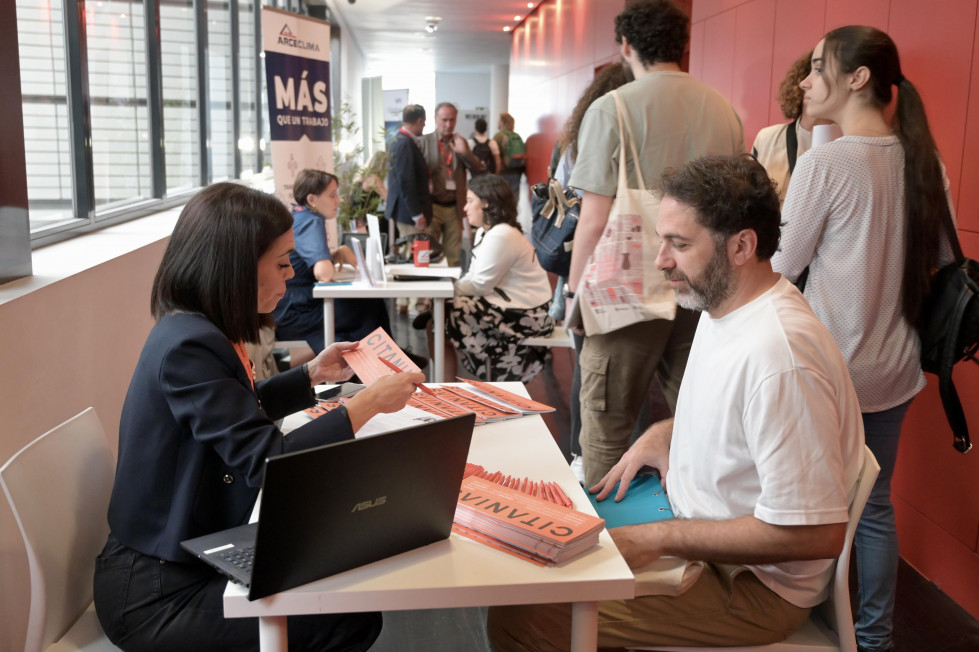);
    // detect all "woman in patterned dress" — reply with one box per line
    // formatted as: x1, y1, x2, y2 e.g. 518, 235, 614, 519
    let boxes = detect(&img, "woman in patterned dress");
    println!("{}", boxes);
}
444, 174, 554, 381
